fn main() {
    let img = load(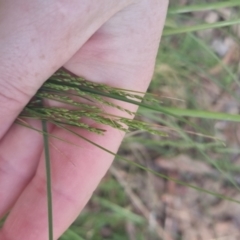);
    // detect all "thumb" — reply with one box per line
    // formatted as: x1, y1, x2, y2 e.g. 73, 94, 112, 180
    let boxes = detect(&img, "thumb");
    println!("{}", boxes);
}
0, 0, 131, 139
